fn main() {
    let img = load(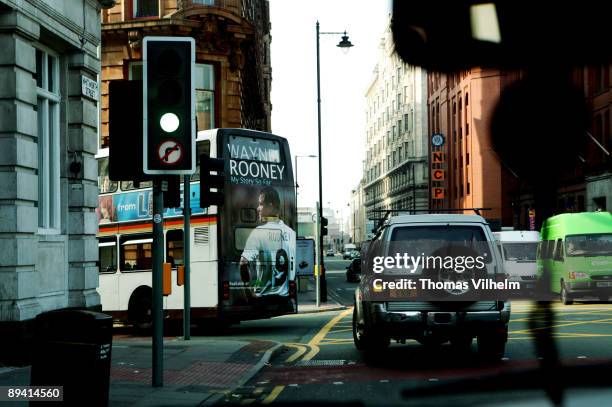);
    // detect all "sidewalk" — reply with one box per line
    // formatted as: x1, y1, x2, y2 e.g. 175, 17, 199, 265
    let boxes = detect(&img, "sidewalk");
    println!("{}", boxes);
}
0, 337, 281, 406
0, 289, 345, 405
296, 277, 347, 314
